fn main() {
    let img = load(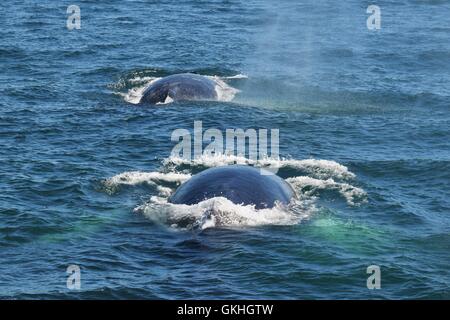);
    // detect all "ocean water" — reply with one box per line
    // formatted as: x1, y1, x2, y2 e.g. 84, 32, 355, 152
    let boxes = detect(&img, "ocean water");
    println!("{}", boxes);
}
0, 0, 449, 299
